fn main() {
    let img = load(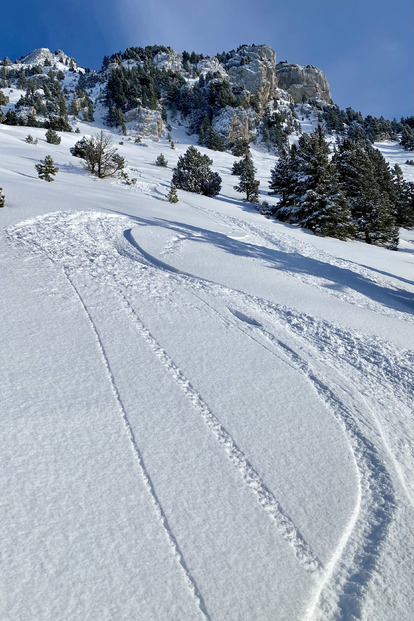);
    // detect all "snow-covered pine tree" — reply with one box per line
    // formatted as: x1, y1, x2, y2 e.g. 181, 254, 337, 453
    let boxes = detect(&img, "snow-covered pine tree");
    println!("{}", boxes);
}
233, 152, 260, 203
290, 127, 354, 238
0, 187, 5, 207
172, 146, 221, 197
335, 139, 399, 247
35, 155, 59, 182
